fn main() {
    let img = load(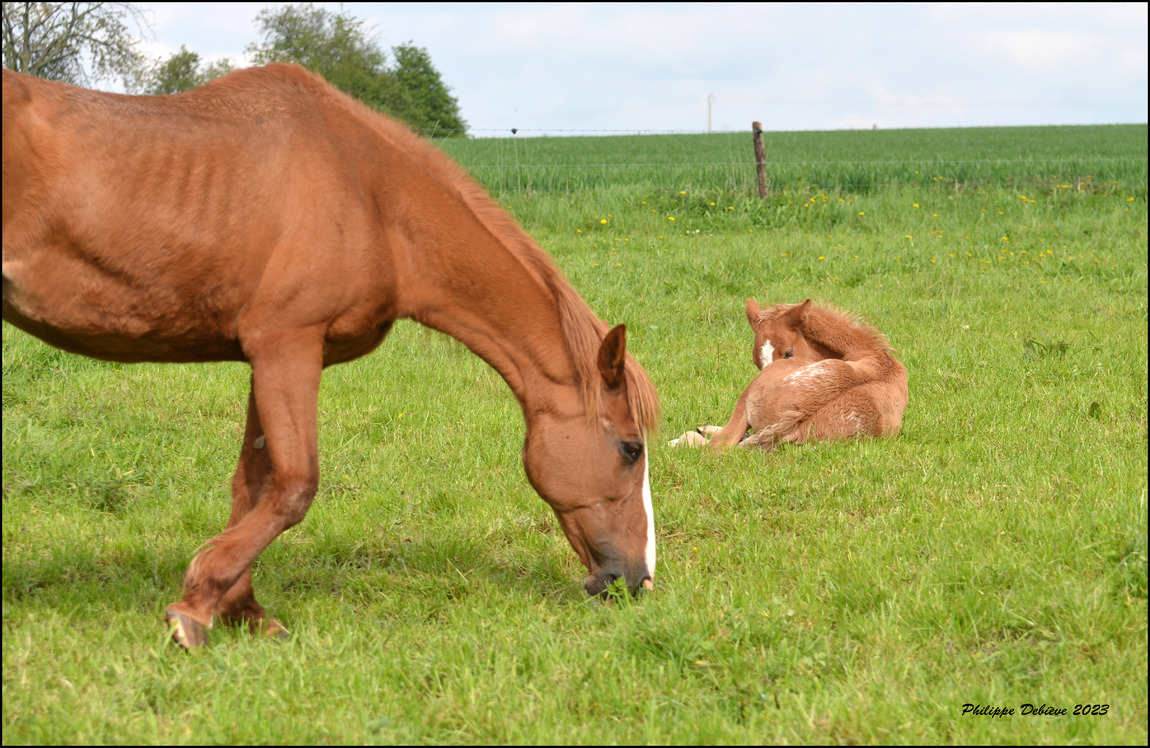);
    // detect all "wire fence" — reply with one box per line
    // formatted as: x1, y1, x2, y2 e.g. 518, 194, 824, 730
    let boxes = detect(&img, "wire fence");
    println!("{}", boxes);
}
423, 125, 1148, 196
